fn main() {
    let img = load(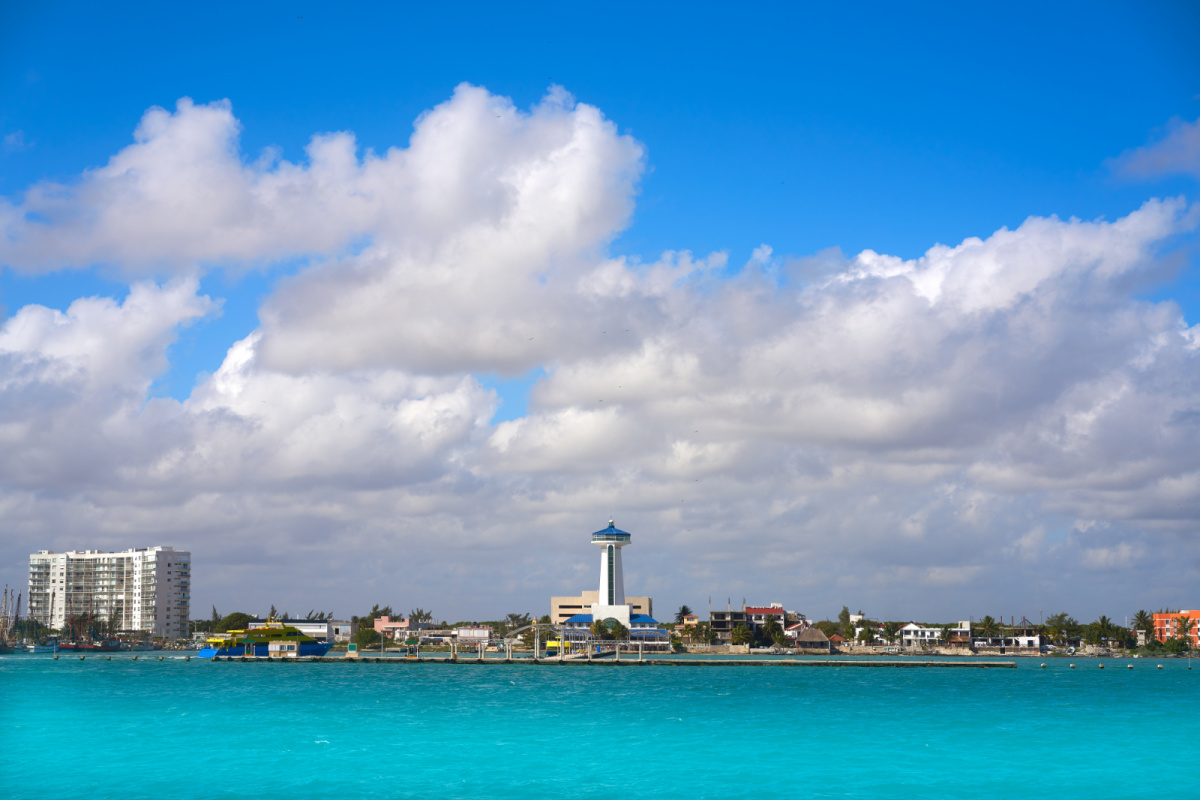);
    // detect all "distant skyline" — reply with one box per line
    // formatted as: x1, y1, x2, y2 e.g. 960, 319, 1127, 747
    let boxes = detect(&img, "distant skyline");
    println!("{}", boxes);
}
2, 2, 1199, 624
